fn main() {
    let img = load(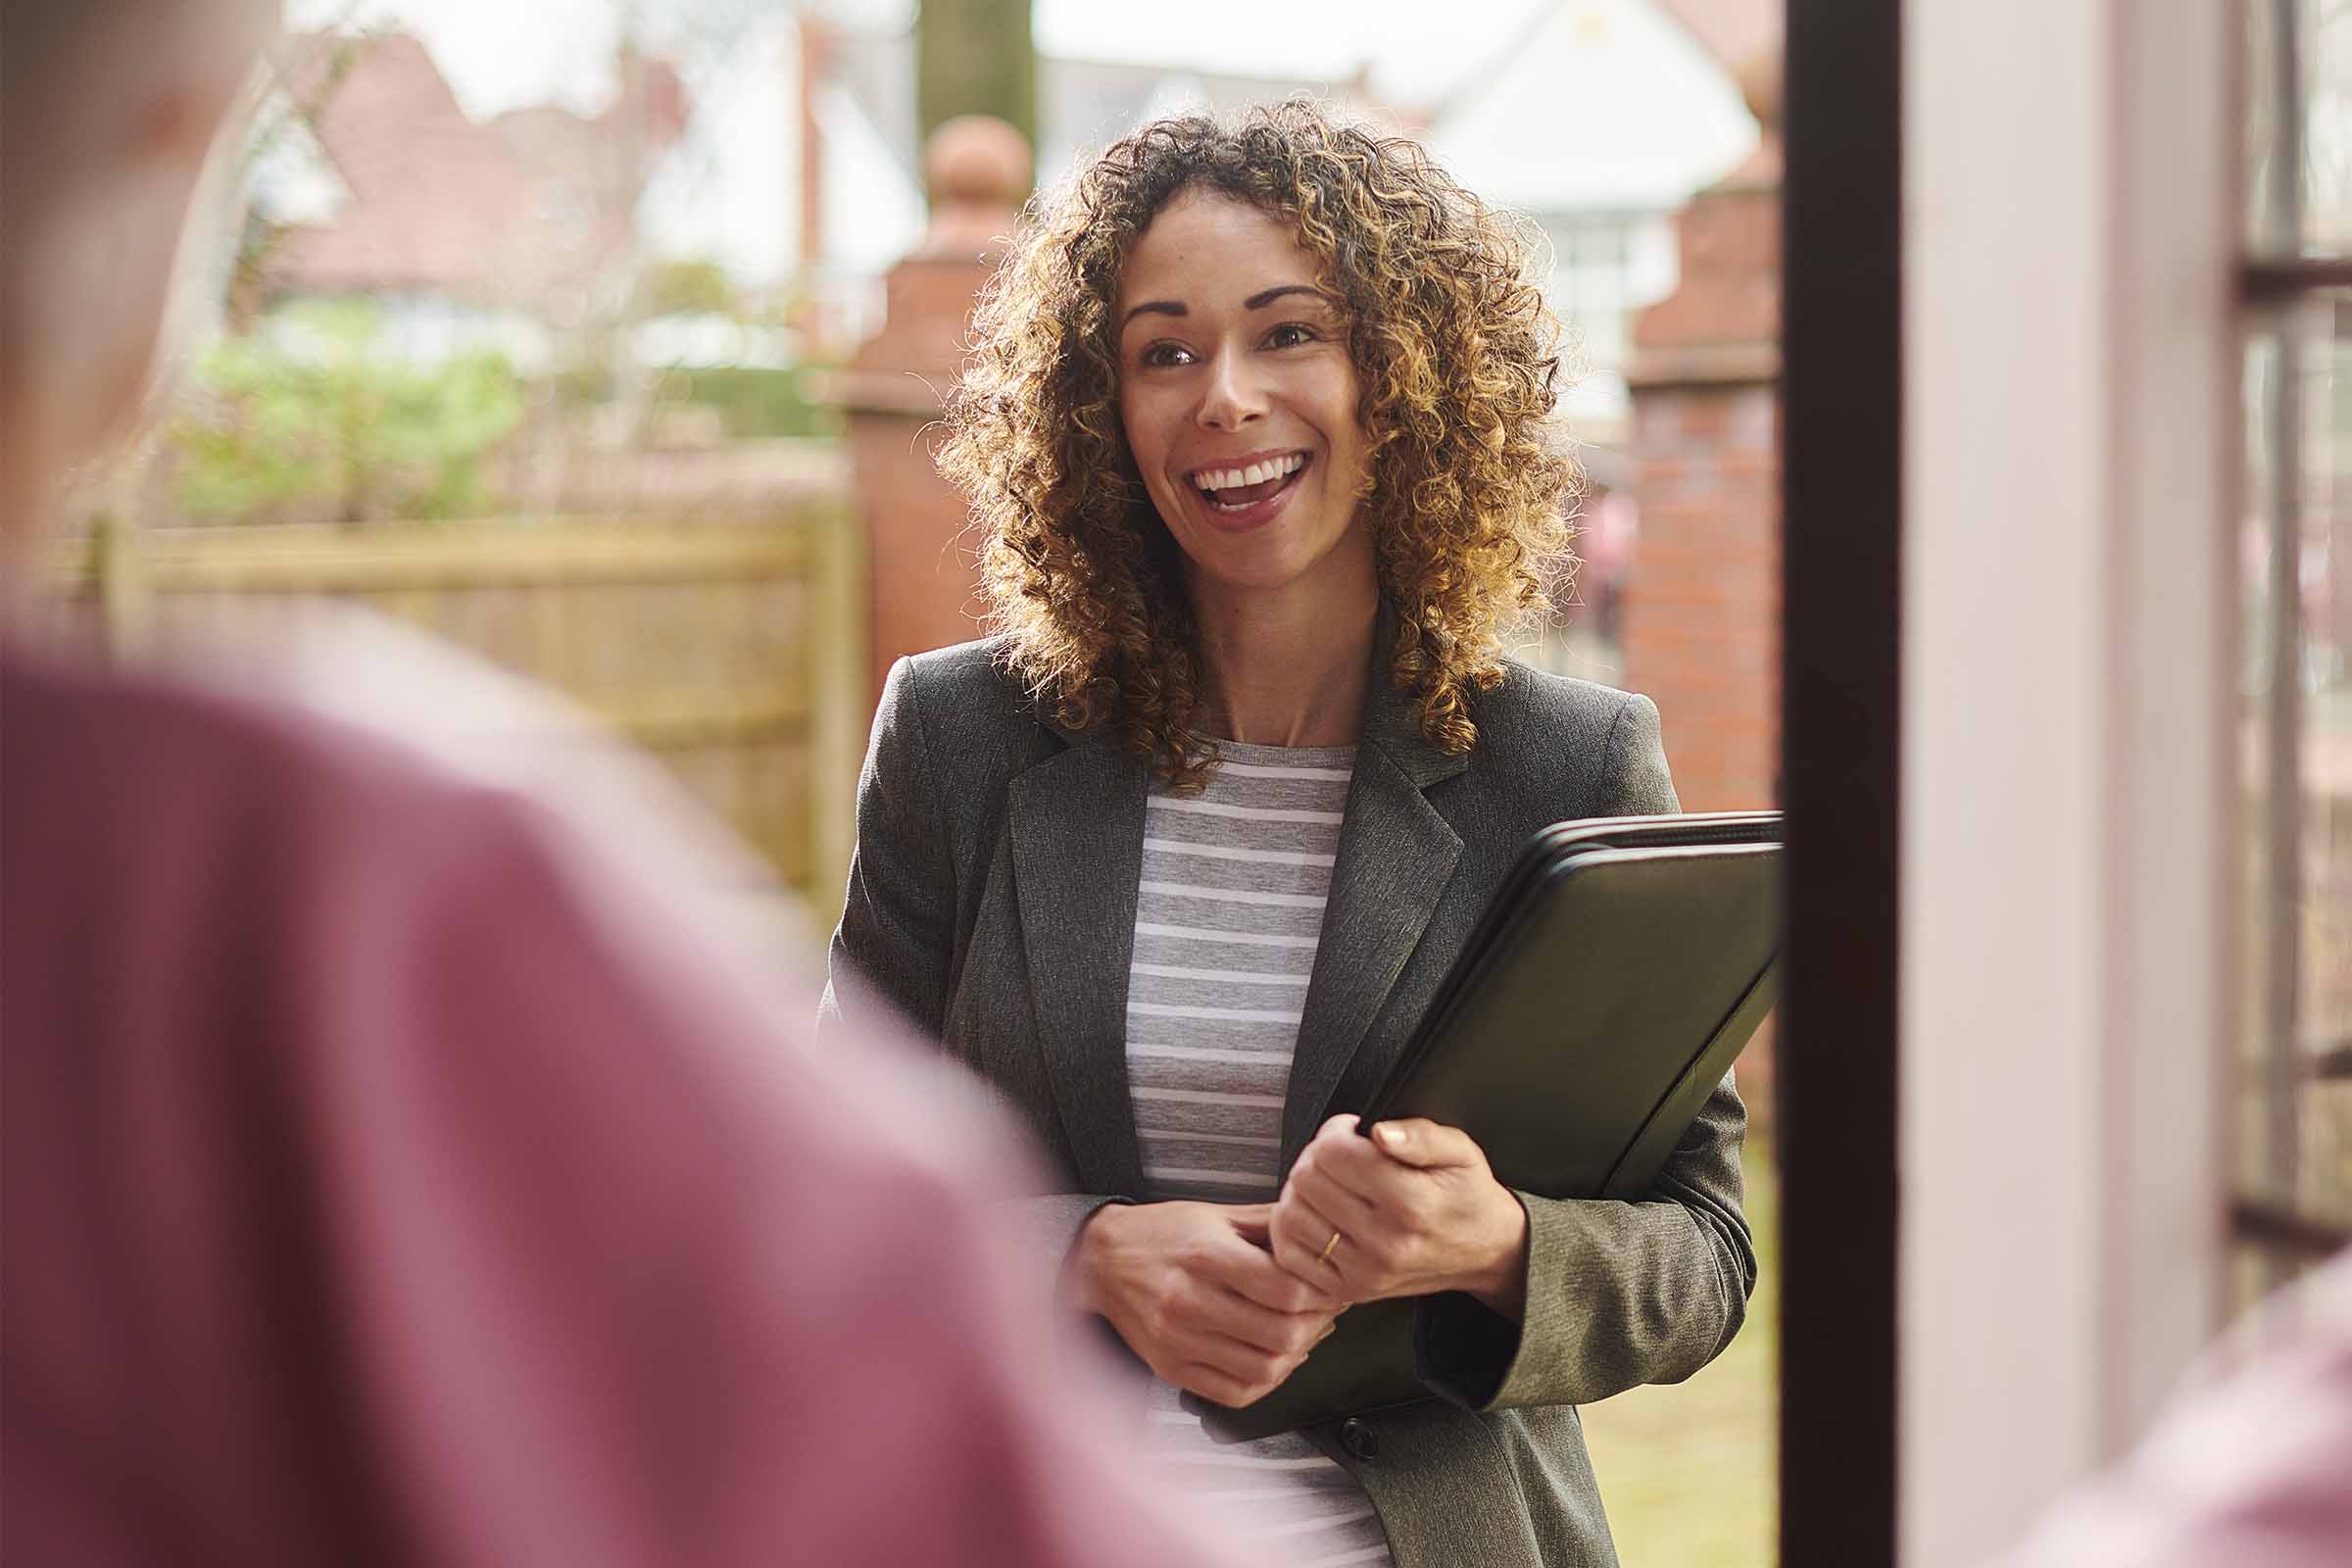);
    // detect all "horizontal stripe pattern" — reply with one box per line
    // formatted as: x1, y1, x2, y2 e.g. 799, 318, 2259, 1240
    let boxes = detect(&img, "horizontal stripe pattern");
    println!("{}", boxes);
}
1130, 1084, 1284, 1109
1132, 960, 1313, 986
1138, 1382, 1393, 1562
1124, 739, 1392, 1568
1149, 796, 1347, 825
1129, 1001, 1305, 1023
1126, 744, 1344, 1202
1210, 759, 1354, 781
1143, 836, 1338, 867
1137, 879, 1328, 909
1135, 921, 1319, 949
